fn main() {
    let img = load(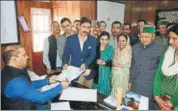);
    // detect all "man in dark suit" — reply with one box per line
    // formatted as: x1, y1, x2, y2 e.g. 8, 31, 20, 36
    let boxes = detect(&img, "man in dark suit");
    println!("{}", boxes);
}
63, 17, 97, 88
